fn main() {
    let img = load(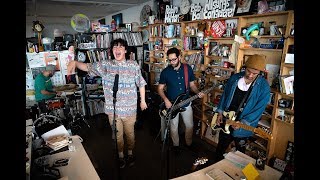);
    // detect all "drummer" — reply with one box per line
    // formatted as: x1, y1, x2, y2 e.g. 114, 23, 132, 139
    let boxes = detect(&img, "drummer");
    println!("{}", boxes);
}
34, 65, 62, 114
